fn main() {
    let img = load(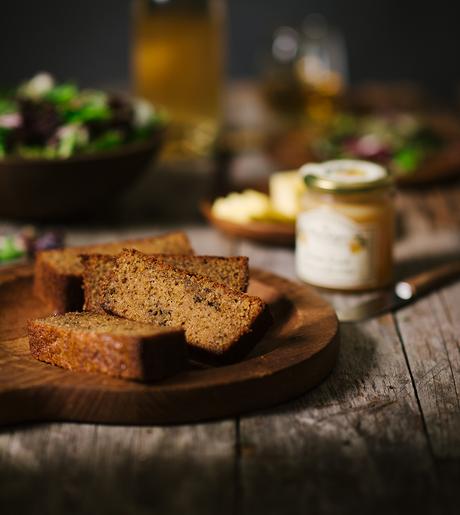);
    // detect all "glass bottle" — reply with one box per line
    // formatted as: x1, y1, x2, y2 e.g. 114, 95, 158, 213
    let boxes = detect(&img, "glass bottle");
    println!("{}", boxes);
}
295, 14, 347, 126
132, 0, 226, 160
